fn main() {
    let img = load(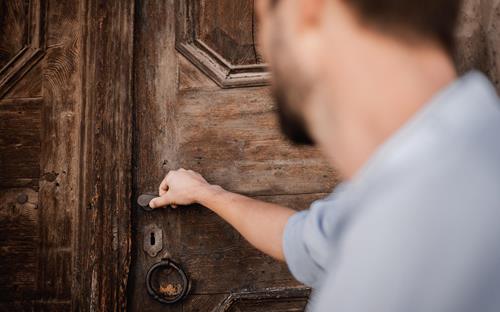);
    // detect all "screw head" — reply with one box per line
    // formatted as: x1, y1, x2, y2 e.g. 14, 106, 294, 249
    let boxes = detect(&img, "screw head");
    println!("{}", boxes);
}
16, 193, 28, 204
